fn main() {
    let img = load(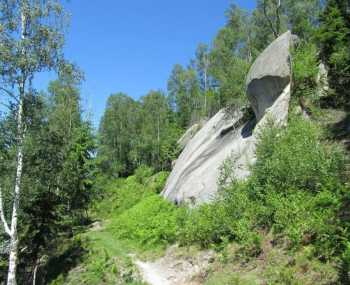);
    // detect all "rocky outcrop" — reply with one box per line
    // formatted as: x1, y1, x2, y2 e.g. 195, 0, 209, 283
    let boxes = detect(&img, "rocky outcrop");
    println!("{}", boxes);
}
177, 121, 205, 151
162, 32, 294, 205
246, 31, 294, 121
162, 109, 253, 205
